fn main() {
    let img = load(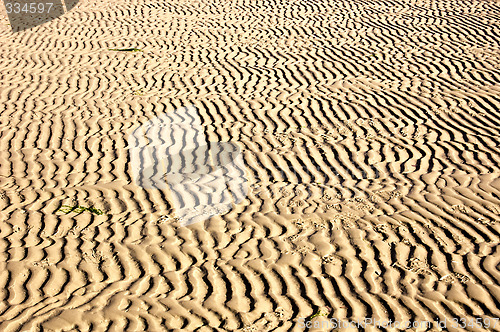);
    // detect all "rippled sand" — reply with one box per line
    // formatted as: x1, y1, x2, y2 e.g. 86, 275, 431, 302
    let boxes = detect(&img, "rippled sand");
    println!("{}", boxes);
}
0, 0, 499, 330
